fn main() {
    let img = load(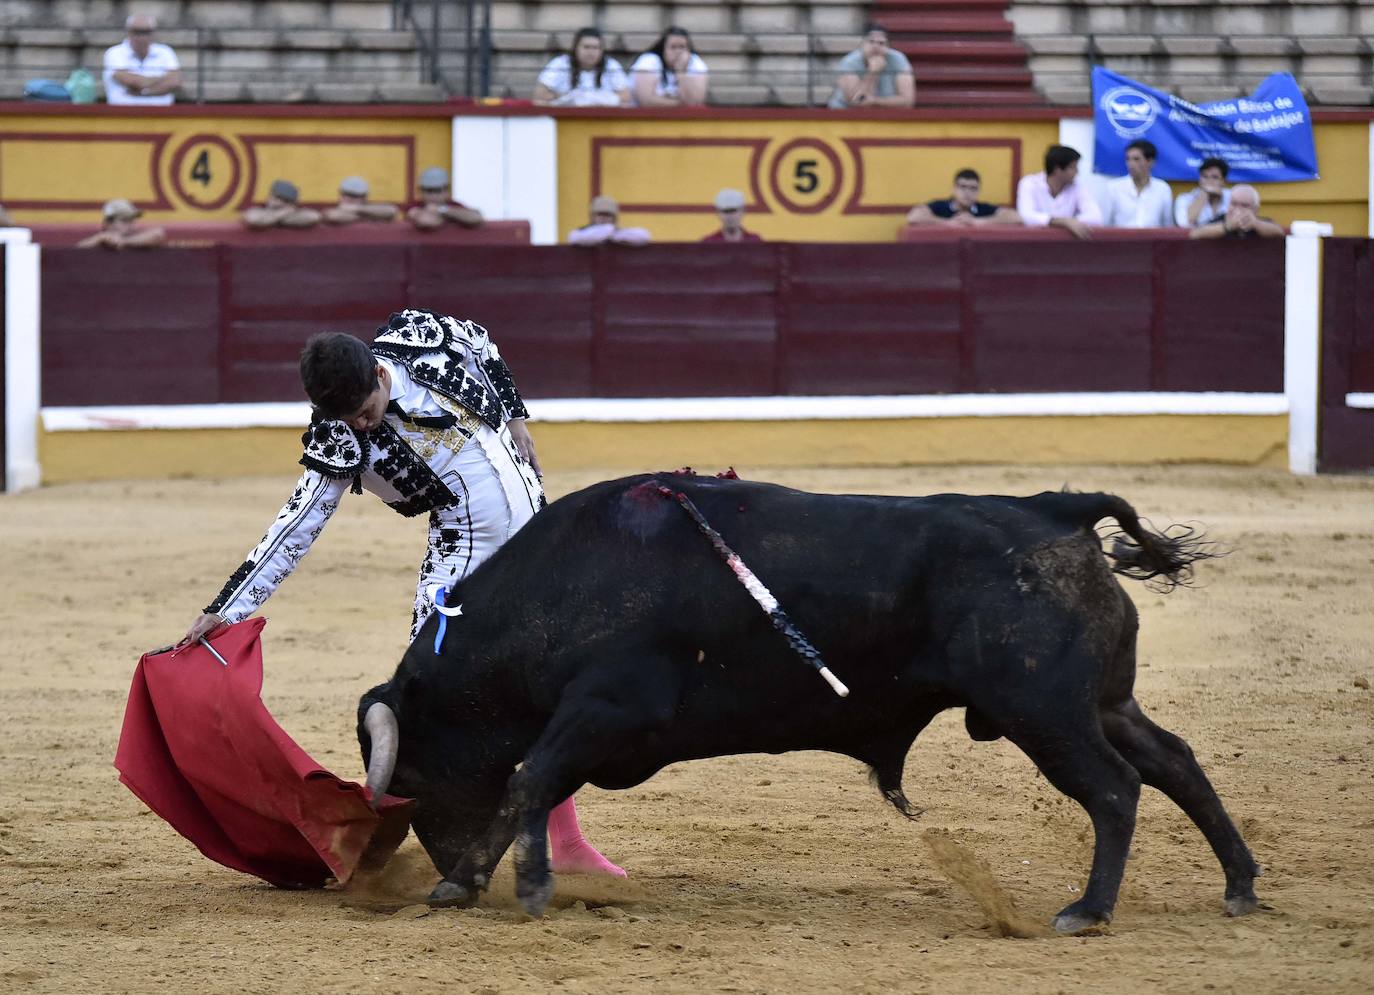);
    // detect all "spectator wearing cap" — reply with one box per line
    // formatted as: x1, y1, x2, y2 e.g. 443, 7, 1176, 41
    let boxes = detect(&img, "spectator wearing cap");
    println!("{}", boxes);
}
701, 189, 762, 243
241, 179, 322, 230
324, 176, 398, 225
103, 13, 181, 106
906, 169, 1020, 228
406, 167, 483, 231
77, 198, 166, 249
568, 195, 651, 246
